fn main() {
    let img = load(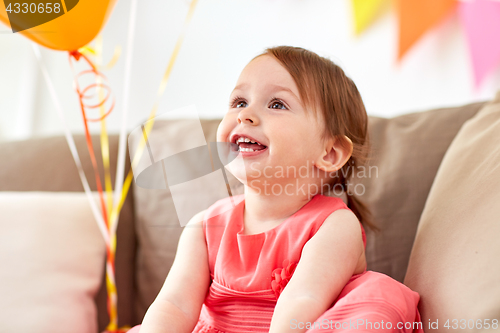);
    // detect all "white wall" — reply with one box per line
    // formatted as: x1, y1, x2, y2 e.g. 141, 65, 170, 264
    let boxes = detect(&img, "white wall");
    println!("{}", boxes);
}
1, 0, 499, 142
